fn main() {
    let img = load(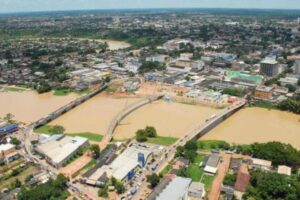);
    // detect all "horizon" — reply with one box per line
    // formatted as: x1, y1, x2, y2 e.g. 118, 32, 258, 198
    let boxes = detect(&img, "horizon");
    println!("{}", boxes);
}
1, 0, 300, 14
